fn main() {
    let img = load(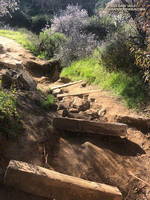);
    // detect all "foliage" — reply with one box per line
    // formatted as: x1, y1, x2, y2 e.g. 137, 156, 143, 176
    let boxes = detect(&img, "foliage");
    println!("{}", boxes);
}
20, 0, 97, 15
0, 90, 18, 118
61, 57, 148, 109
0, 0, 18, 17
38, 30, 67, 59
49, 5, 98, 65
83, 16, 117, 41
0, 89, 21, 138
51, 5, 89, 37
130, 46, 150, 82
41, 94, 56, 109
57, 31, 98, 66
31, 15, 51, 33
99, 33, 136, 72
